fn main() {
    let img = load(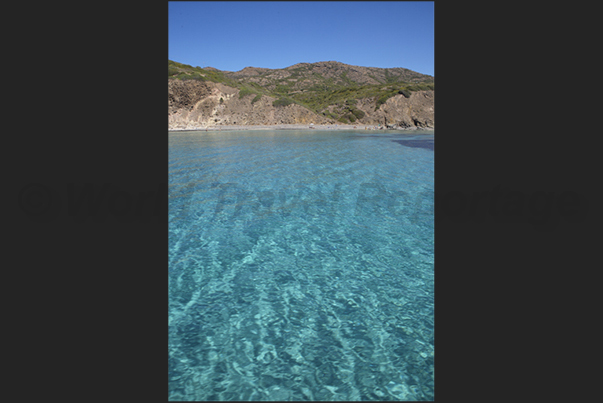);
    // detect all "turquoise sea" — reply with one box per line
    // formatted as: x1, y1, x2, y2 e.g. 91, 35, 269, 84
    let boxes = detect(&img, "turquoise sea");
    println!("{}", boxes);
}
169, 130, 434, 401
